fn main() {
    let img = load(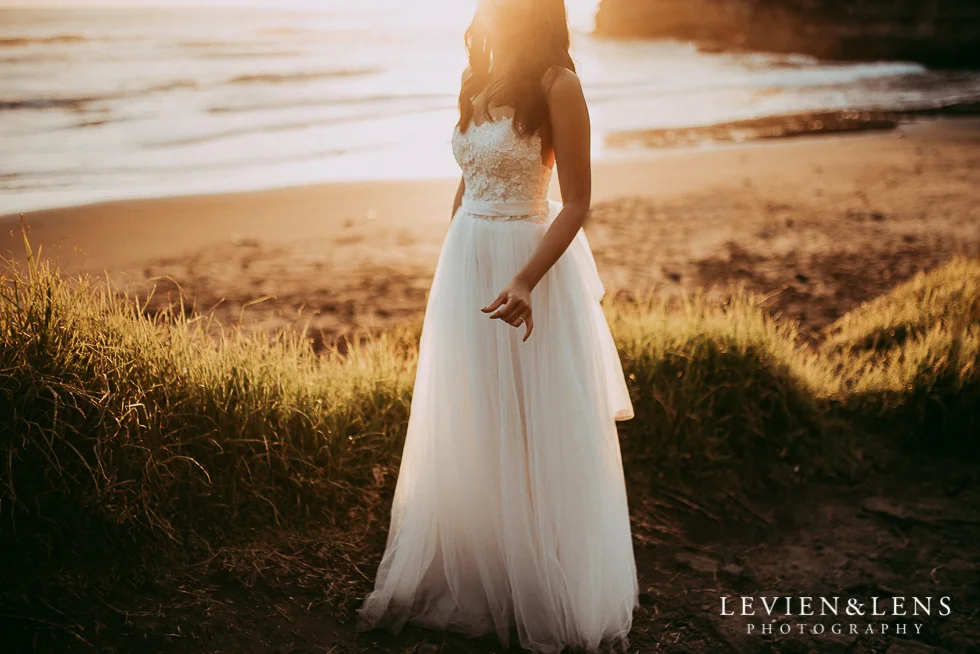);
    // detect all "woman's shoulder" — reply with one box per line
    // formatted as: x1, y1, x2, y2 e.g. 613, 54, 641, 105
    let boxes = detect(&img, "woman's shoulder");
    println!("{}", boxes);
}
541, 65, 585, 106
541, 65, 583, 98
